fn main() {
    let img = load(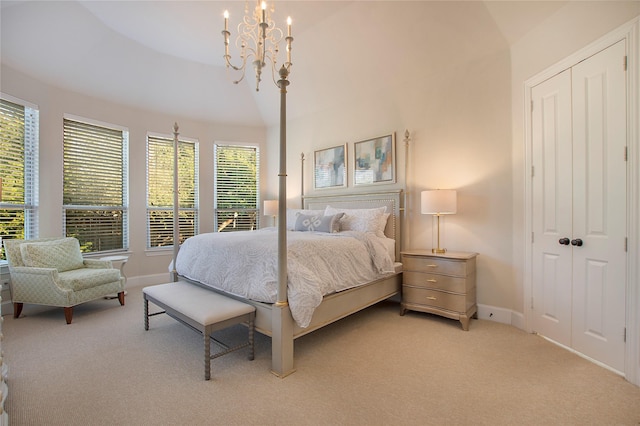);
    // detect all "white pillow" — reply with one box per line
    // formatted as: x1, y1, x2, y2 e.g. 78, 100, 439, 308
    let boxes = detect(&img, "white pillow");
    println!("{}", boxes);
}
324, 205, 388, 235
286, 209, 325, 230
